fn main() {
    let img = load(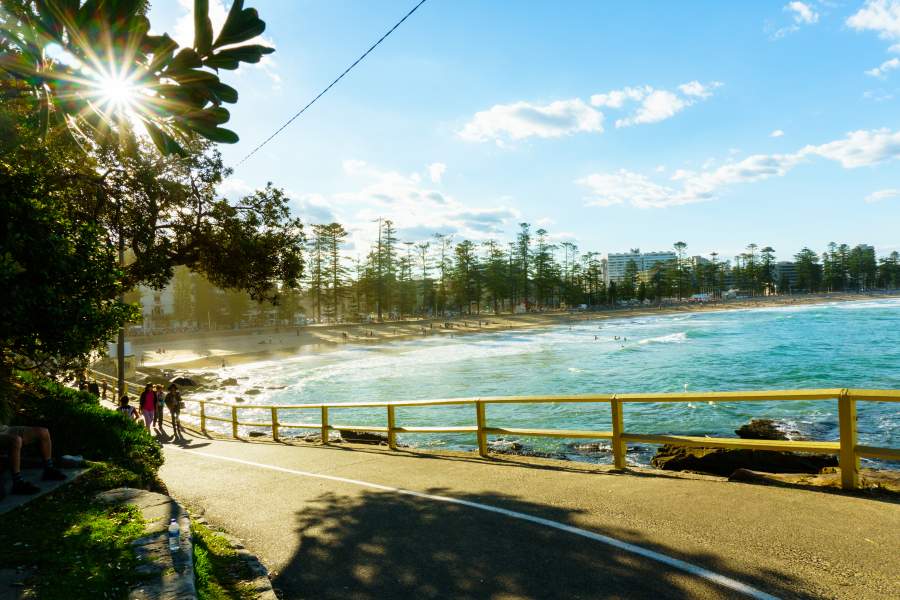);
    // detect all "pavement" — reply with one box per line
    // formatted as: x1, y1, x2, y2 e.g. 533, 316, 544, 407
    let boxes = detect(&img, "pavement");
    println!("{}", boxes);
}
159, 434, 900, 600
